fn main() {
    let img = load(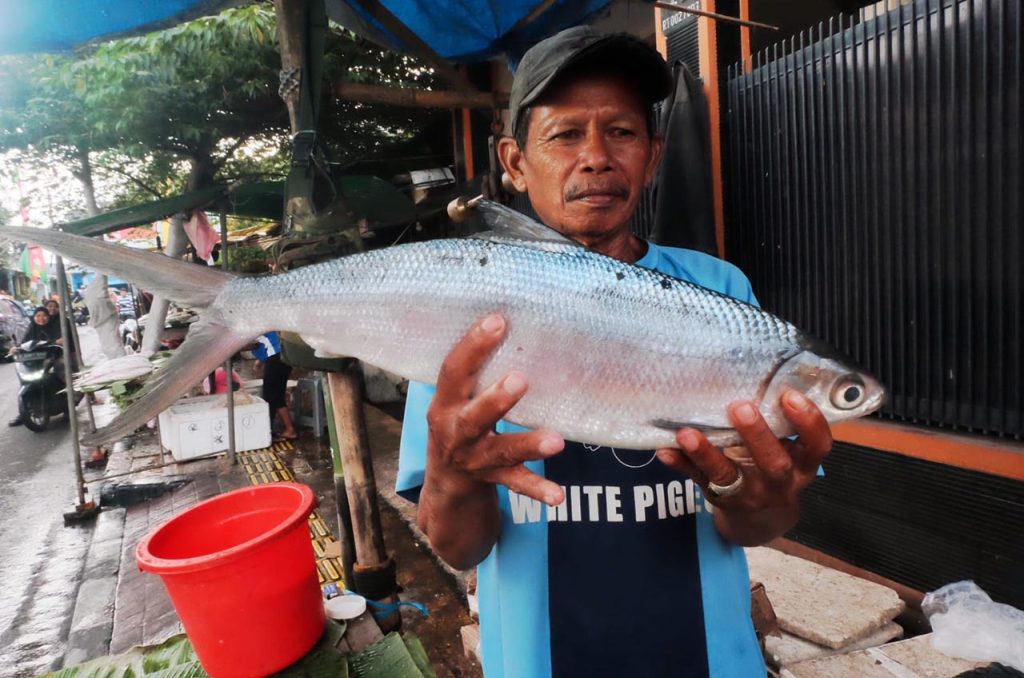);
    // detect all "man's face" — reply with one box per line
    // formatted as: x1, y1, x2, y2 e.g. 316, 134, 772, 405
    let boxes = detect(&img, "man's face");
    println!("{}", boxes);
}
45, 301, 58, 315
499, 72, 663, 251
